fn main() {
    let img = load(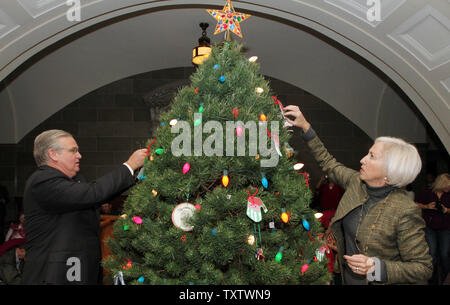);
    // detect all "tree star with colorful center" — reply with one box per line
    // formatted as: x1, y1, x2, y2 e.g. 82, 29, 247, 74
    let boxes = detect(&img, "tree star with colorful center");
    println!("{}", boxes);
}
207, 0, 251, 38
